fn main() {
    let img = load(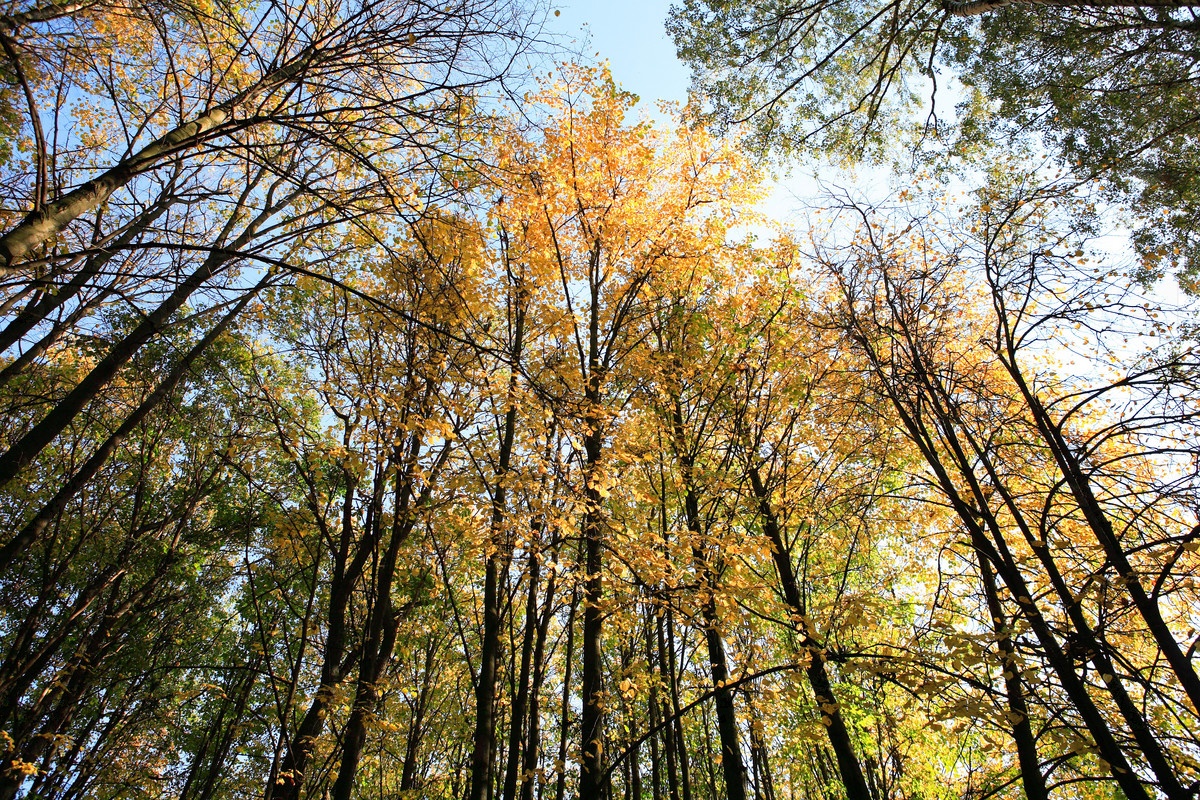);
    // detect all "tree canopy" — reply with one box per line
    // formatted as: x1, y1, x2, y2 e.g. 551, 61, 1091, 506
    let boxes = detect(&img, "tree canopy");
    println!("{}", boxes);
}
1, 2, 1198, 800
668, 0, 1200, 289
